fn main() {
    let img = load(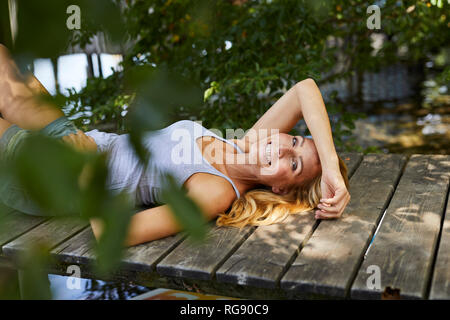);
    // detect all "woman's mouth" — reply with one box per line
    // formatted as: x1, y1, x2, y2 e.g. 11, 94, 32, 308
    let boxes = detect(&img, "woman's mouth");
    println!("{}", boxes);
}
265, 142, 272, 165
